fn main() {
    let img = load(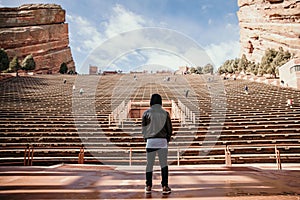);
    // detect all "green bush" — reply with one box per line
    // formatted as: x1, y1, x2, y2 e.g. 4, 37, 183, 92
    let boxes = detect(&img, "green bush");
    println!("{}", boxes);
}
8, 56, 21, 73
59, 62, 68, 74
218, 47, 291, 77
218, 58, 240, 74
189, 64, 213, 74
260, 47, 291, 78
0, 49, 9, 73
21, 54, 36, 71
189, 67, 197, 74
203, 63, 214, 74
238, 54, 248, 72
196, 66, 203, 74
